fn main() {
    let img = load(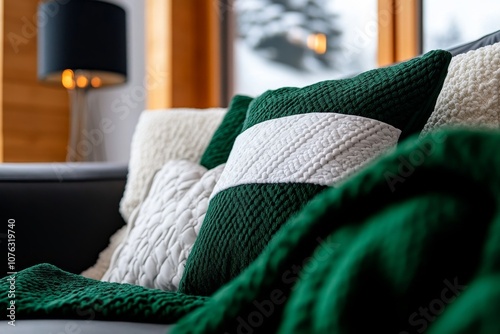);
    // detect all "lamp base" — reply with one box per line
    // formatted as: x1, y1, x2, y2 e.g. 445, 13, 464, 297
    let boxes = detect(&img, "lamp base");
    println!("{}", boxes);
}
66, 88, 90, 162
